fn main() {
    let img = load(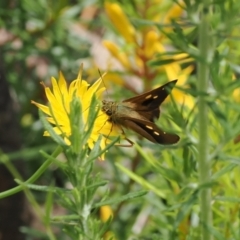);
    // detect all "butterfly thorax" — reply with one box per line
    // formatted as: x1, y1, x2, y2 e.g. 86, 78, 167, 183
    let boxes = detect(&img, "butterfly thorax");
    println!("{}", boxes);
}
102, 100, 145, 124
